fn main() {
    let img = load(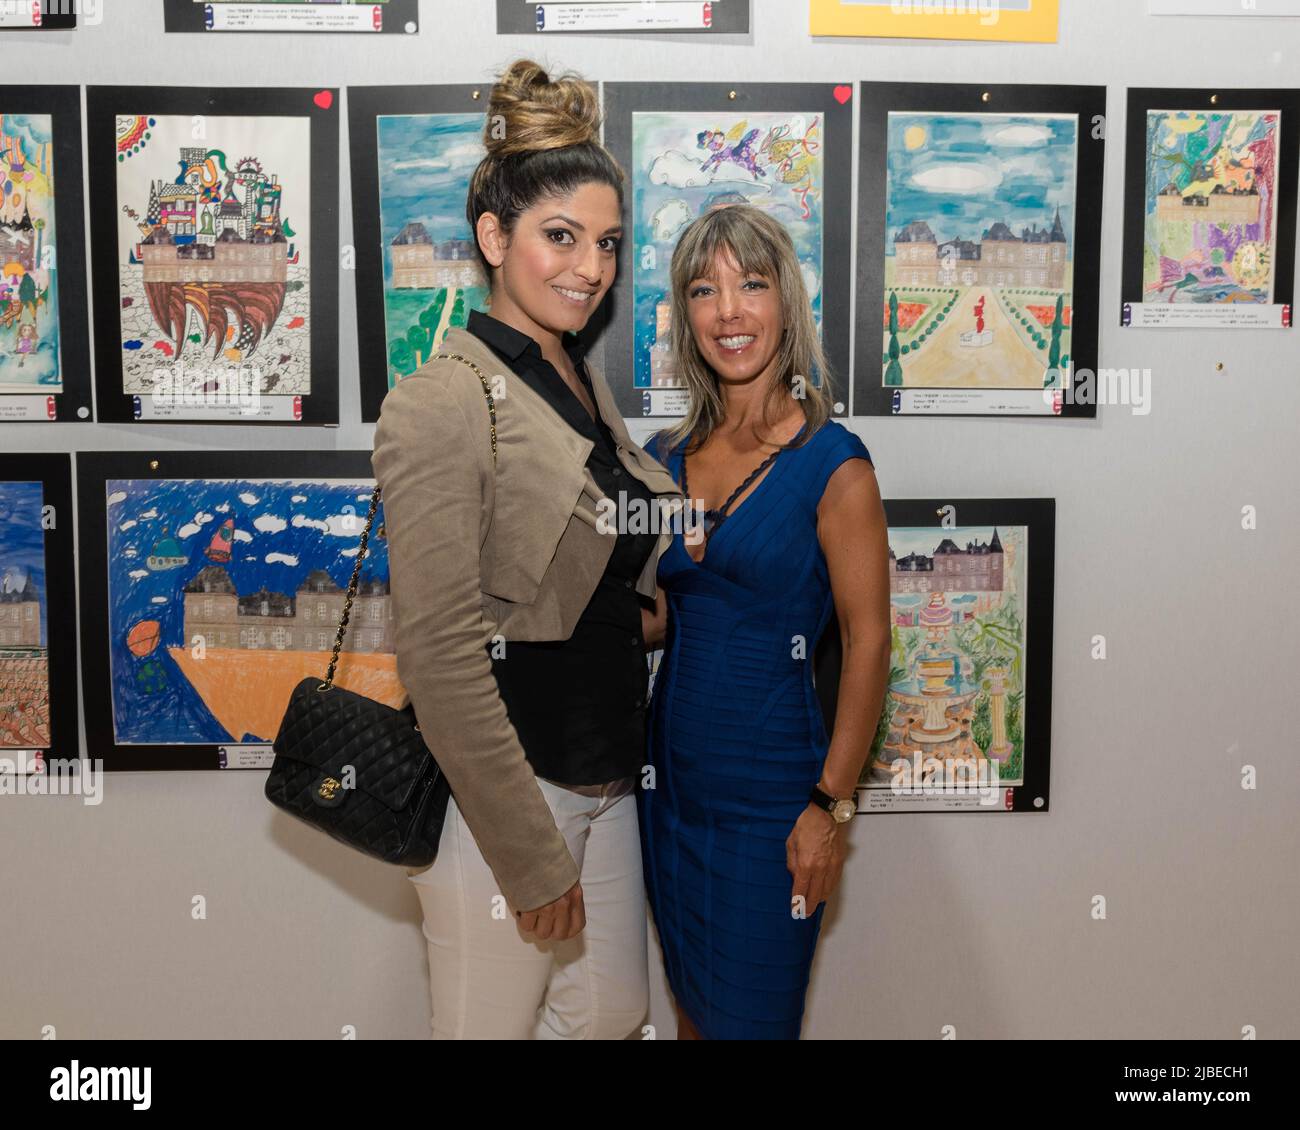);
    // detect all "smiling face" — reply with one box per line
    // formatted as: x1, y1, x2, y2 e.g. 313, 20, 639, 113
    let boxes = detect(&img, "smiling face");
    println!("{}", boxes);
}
476, 180, 622, 342
685, 246, 785, 390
